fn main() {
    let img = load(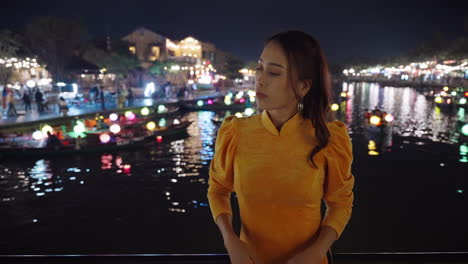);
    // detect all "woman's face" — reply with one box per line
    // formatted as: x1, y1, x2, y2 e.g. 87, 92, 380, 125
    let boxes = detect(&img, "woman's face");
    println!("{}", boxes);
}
255, 41, 297, 111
